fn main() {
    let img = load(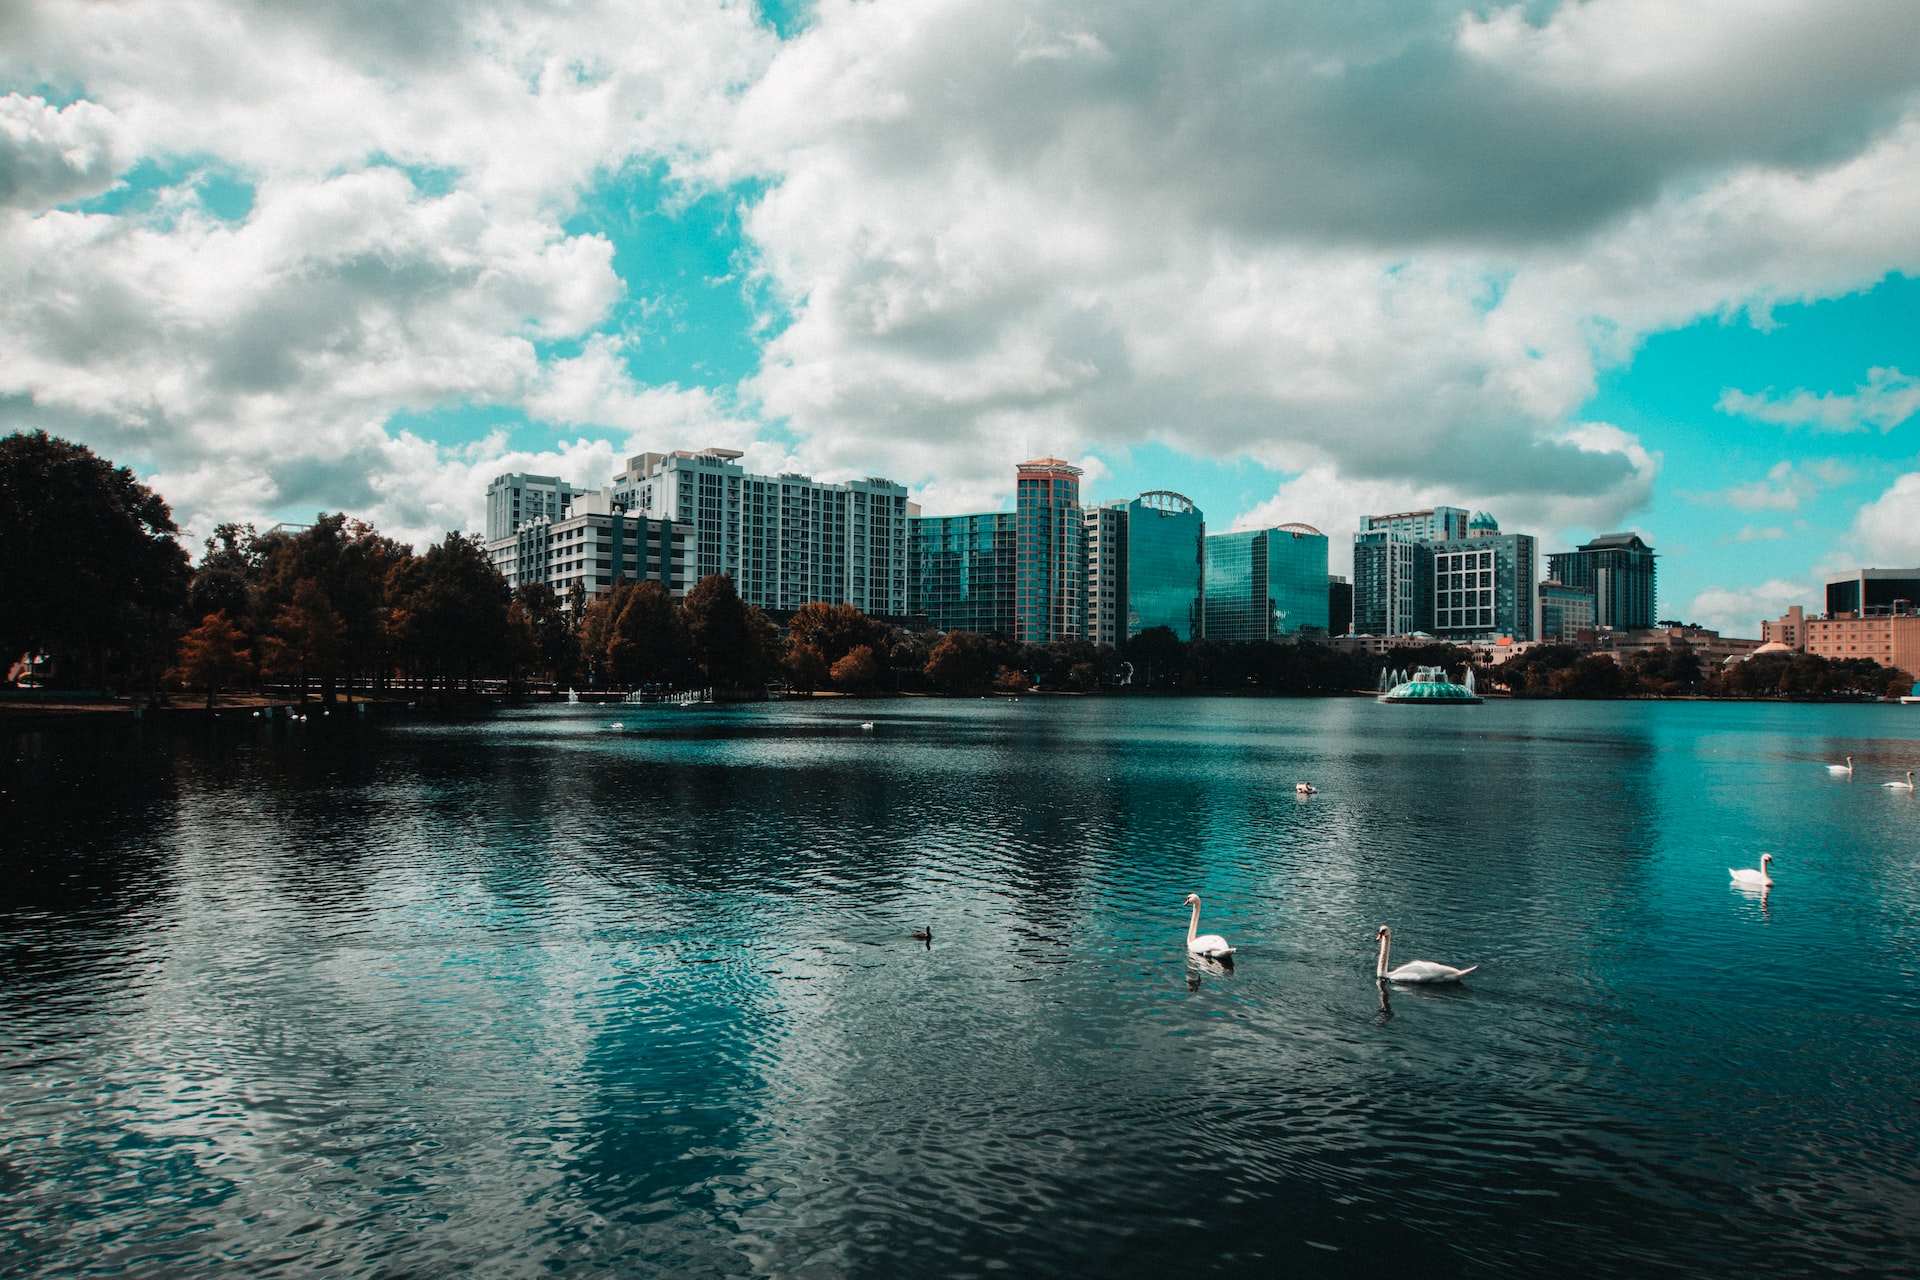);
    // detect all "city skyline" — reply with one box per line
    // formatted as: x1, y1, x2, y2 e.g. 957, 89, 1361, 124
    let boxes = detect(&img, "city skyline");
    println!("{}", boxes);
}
6, 2, 1920, 638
